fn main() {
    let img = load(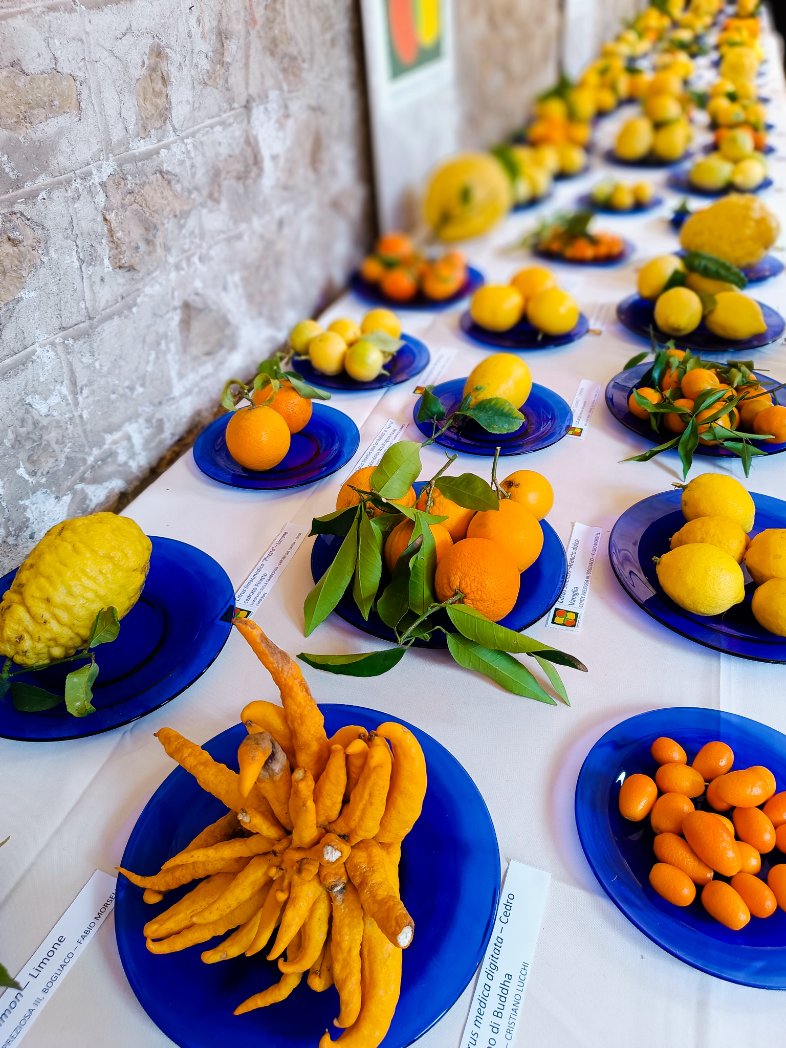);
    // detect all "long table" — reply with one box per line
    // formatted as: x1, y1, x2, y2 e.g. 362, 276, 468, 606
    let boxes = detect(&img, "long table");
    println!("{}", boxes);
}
2, 17, 786, 1048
